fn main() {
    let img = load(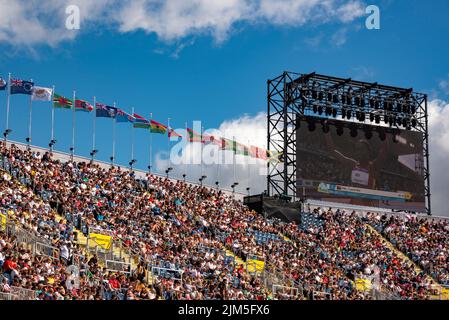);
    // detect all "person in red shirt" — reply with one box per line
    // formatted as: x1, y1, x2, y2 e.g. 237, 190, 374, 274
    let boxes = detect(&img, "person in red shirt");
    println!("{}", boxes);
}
2, 256, 19, 284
